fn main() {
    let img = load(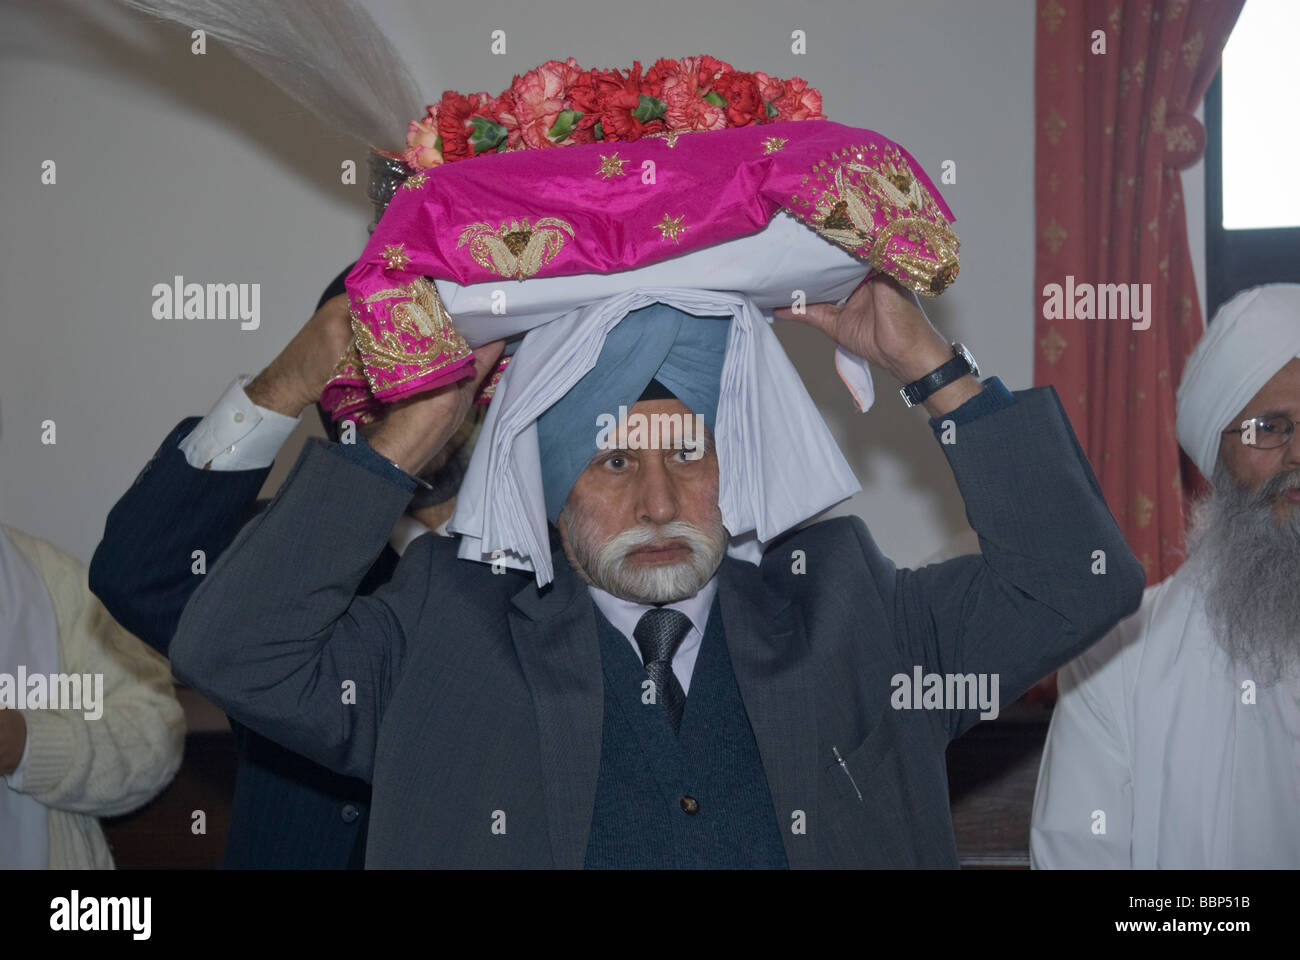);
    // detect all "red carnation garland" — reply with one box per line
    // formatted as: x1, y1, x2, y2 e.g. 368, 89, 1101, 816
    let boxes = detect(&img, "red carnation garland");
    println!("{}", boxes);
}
402, 55, 825, 169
